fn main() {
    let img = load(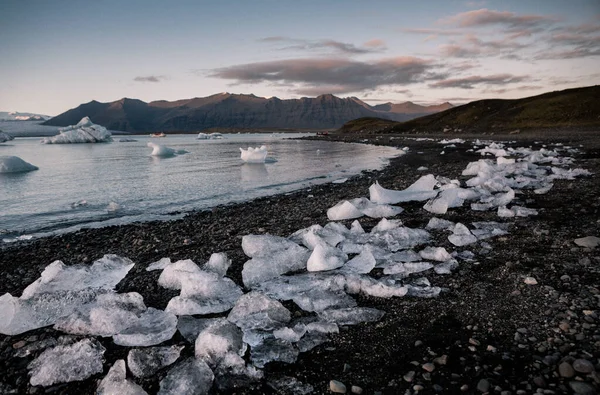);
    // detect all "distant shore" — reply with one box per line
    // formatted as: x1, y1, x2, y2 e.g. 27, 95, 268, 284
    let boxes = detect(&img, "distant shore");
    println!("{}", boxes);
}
1, 130, 599, 394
